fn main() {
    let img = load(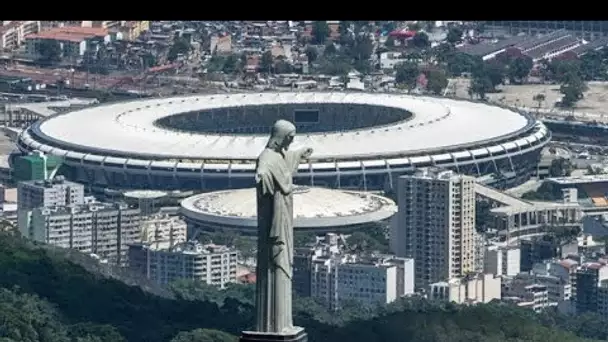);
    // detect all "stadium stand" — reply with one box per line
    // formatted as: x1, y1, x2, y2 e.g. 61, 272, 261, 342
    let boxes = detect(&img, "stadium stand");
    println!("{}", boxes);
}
516, 30, 569, 51
523, 35, 580, 61
569, 37, 608, 57
457, 35, 529, 58
155, 103, 412, 135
